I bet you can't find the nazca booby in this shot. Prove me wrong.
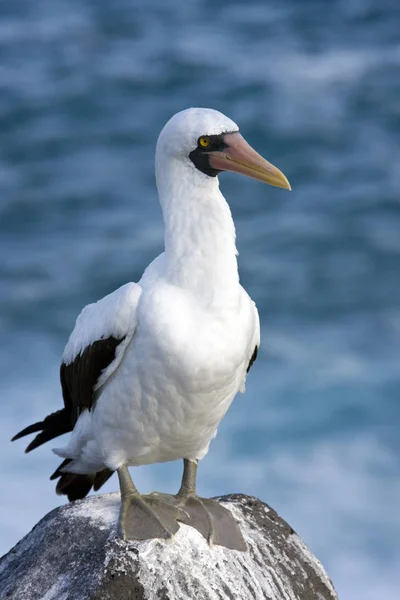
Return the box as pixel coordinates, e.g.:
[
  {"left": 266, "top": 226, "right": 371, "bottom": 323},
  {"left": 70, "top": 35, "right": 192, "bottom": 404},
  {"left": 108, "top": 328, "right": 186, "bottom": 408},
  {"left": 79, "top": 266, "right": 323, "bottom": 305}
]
[{"left": 13, "top": 108, "right": 290, "bottom": 551}]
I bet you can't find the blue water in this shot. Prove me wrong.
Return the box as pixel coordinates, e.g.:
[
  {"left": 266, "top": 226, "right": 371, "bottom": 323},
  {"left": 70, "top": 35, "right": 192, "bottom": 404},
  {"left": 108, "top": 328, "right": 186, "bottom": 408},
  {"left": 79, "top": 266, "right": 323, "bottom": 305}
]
[{"left": 1, "top": 1, "right": 399, "bottom": 597}]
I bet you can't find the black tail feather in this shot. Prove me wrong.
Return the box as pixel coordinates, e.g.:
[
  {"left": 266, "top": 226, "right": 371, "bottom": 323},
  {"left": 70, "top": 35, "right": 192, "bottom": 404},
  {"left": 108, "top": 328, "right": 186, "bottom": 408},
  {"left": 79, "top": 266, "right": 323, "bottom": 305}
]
[
  {"left": 93, "top": 468, "right": 114, "bottom": 491},
  {"left": 13, "top": 409, "right": 114, "bottom": 502},
  {"left": 54, "top": 465, "right": 114, "bottom": 501},
  {"left": 50, "top": 458, "right": 72, "bottom": 481},
  {"left": 11, "top": 409, "right": 72, "bottom": 453},
  {"left": 56, "top": 472, "right": 94, "bottom": 501}
]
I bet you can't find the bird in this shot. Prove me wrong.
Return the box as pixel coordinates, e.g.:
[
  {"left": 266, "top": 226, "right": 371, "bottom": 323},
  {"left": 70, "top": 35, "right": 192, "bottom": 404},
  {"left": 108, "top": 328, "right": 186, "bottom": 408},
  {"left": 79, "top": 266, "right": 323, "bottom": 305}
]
[{"left": 12, "top": 107, "right": 290, "bottom": 551}]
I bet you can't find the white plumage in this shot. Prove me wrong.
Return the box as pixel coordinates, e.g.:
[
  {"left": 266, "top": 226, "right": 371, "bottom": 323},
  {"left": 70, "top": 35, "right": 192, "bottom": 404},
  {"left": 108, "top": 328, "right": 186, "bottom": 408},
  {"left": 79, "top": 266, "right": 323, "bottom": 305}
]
[{"left": 56, "top": 108, "right": 260, "bottom": 474}]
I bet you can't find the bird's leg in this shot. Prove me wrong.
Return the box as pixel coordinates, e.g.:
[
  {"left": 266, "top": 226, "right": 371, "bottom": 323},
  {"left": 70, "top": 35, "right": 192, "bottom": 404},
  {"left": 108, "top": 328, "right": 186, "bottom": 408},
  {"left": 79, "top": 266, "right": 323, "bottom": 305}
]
[
  {"left": 117, "top": 465, "right": 189, "bottom": 541},
  {"left": 174, "top": 459, "right": 247, "bottom": 551},
  {"left": 177, "top": 457, "right": 198, "bottom": 498}
]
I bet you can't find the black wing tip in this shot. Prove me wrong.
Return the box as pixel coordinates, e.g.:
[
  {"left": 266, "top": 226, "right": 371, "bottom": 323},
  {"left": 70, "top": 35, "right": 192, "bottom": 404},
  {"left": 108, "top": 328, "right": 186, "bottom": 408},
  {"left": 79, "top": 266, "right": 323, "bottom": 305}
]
[
  {"left": 11, "top": 422, "right": 43, "bottom": 442},
  {"left": 24, "top": 439, "right": 42, "bottom": 453},
  {"left": 12, "top": 410, "right": 72, "bottom": 452},
  {"left": 246, "top": 345, "right": 259, "bottom": 373},
  {"left": 11, "top": 433, "right": 41, "bottom": 453}
]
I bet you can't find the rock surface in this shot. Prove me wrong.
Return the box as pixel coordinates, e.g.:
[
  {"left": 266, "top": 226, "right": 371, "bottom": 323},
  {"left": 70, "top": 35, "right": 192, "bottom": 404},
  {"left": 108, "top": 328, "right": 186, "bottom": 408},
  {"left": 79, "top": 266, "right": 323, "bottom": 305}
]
[{"left": 0, "top": 493, "right": 337, "bottom": 600}]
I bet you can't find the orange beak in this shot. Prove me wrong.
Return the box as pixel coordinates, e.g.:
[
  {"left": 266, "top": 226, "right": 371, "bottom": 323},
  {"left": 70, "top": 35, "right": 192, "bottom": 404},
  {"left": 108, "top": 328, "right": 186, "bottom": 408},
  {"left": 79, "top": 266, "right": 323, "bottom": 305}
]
[{"left": 208, "top": 132, "right": 291, "bottom": 190}]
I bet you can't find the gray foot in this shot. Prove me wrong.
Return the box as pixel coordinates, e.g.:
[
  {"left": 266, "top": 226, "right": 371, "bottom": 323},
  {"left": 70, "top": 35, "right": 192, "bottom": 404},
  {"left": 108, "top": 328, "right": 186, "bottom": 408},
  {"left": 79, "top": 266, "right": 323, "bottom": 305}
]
[
  {"left": 189, "top": 496, "right": 247, "bottom": 551},
  {"left": 153, "top": 493, "right": 247, "bottom": 551},
  {"left": 119, "top": 493, "right": 189, "bottom": 541}
]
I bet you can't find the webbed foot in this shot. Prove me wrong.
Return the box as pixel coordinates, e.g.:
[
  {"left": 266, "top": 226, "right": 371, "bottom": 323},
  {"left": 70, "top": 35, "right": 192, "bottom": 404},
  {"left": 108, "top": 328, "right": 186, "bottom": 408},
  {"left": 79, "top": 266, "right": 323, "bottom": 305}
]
[
  {"left": 178, "top": 494, "right": 247, "bottom": 551},
  {"left": 117, "top": 464, "right": 189, "bottom": 541},
  {"left": 167, "top": 459, "right": 247, "bottom": 551},
  {"left": 119, "top": 492, "right": 189, "bottom": 540},
  {"left": 151, "top": 491, "right": 247, "bottom": 551}
]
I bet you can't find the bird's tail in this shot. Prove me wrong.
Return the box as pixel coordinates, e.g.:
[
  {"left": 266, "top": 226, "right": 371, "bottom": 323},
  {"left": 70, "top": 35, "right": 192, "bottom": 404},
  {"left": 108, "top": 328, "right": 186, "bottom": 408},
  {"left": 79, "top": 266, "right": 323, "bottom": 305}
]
[
  {"left": 12, "top": 410, "right": 114, "bottom": 500},
  {"left": 50, "top": 459, "right": 114, "bottom": 501}
]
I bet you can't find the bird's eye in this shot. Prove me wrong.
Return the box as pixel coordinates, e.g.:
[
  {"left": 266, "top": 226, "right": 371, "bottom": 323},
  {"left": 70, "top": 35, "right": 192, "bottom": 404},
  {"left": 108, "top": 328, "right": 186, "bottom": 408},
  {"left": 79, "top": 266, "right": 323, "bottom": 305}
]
[{"left": 198, "top": 137, "right": 211, "bottom": 148}]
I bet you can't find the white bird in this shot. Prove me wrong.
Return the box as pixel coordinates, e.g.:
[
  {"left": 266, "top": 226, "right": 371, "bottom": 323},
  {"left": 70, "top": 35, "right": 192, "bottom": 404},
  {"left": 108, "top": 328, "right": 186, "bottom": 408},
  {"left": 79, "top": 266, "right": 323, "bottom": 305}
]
[{"left": 13, "top": 108, "right": 290, "bottom": 550}]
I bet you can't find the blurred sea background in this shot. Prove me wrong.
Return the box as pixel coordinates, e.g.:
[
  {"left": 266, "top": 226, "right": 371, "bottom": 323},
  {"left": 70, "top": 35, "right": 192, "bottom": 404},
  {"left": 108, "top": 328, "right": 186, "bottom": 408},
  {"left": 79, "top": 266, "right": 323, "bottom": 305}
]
[{"left": 1, "top": 0, "right": 399, "bottom": 597}]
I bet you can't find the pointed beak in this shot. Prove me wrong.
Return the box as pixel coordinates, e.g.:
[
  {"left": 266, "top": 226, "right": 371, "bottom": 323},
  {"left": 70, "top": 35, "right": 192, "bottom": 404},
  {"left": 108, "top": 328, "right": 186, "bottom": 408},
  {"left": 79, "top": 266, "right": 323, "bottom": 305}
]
[{"left": 208, "top": 132, "right": 291, "bottom": 190}]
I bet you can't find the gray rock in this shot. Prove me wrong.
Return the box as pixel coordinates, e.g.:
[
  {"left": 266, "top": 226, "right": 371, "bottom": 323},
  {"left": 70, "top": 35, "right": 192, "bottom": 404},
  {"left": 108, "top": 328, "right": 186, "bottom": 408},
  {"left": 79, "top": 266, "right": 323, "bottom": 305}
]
[{"left": 0, "top": 493, "right": 337, "bottom": 600}]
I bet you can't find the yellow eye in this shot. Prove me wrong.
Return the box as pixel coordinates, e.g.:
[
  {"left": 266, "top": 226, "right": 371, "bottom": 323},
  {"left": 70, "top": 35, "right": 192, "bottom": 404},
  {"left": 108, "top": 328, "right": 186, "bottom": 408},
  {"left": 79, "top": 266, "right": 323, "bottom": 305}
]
[{"left": 199, "top": 137, "right": 210, "bottom": 148}]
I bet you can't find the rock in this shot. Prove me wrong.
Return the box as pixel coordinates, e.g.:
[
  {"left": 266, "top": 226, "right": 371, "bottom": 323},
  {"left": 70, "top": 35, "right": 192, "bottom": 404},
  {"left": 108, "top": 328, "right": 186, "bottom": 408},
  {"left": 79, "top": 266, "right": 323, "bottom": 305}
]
[{"left": 0, "top": 493, "right": 337, "bottom": 600}]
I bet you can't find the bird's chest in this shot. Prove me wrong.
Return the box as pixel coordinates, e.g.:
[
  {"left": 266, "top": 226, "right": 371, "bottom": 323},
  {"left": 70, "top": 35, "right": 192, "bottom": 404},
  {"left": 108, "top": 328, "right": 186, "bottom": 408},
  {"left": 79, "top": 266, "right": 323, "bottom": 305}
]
[{"left": 136, "top": 287, "right": 250, "bottom": 396}]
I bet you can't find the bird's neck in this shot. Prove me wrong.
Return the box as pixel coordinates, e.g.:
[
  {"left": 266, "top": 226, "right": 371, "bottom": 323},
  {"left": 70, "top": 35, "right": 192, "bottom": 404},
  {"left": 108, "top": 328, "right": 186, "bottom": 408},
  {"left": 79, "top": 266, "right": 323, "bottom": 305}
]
[{"left": 156, "top": 159, "right": 240, "bottom": 307}]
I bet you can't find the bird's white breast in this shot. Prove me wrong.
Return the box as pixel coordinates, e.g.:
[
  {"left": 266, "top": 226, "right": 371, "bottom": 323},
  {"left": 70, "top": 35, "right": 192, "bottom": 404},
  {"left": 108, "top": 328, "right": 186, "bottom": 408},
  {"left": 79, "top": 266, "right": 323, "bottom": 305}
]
[{"left": 94, "top": 277, "right": 257, "bottom": 469}]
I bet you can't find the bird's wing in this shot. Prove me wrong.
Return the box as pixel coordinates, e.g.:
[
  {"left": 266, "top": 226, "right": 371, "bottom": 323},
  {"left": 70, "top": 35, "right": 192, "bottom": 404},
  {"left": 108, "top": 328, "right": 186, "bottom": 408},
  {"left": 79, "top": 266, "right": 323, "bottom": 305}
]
[
  {"left": 61, "top": 282, "right": 142, "bottom": 424},
  {"left": 12, "top": 282, "right": 141, "bottom": 453},
  {"left": 246, "top": 299, "right": 260, "bottom": 373}
]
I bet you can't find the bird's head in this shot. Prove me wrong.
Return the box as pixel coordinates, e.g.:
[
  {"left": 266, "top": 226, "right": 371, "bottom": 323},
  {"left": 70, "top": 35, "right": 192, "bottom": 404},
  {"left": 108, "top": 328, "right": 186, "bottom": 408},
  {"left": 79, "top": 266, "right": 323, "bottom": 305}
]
[{"left": 156, "top": 107, "right": 291, "bottom": 190}]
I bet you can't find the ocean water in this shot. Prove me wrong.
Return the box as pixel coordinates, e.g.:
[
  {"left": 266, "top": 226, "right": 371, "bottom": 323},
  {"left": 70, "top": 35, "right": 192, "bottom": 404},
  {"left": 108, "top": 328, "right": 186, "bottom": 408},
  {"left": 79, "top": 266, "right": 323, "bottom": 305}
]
[{"left": 1, "top": 0, "right": 399, "bottom": 597}]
